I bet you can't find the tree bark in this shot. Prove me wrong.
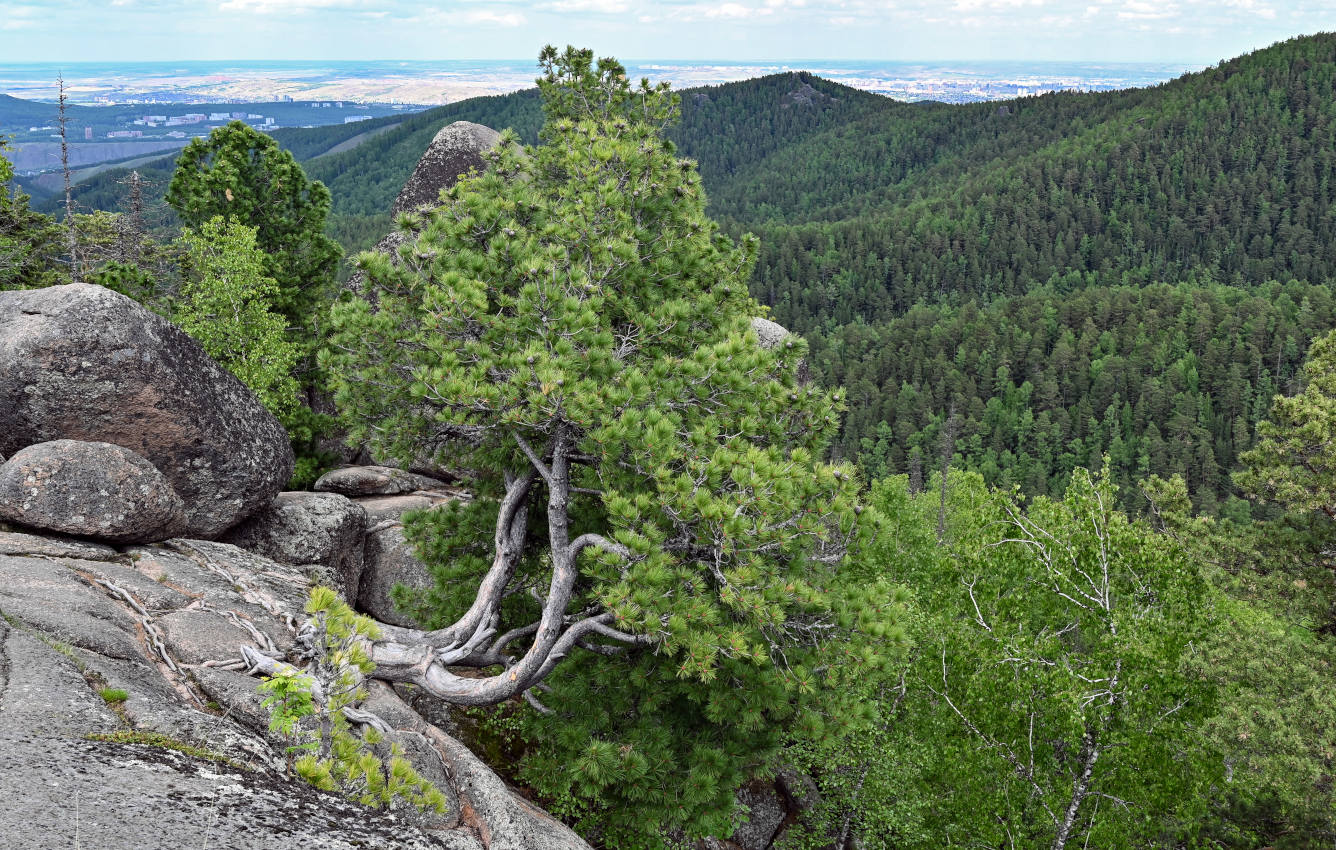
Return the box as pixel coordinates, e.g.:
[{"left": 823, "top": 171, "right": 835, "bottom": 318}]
[
  {"left": 364, "top": 429, "right": 644, "bottom": 705},
  {"left": 1051, "top": 727, "right": 1100, "bottom": 850}
]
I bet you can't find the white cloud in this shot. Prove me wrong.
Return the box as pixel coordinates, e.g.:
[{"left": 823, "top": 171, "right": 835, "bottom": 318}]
[
  {"left": 544, "top": 0, "right": 630, "bottom": 10},
  {"left": 216, "top": 0, "right": 360, "bottom": 13},
  {"left": 1116, "top": 0, "right": 1177, "bottom": 18},
  {"left": 953, "top": 0, "right": 1045, "bottom": 9},
  {"left": 704, "top": 2, "right": 756, "bottom": 17},
  {"left": 462, "top": 8, "right": 526, "bottom": 25},
  {"left": 1218, "top": 0, "right": 1275, "bottom": 18}
]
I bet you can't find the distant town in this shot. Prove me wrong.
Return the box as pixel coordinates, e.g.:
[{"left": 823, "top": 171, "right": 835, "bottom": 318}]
[
  {"left": 5, "top": 99, "right": 420, "bottom": 145},
  {"left": 0, "top": 58, "right": 1195, "bottom": 108}
]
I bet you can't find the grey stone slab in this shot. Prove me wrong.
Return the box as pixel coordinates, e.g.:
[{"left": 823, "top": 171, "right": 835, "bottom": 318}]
[{"left": 0, "top": 530, "right": 119, "bottom": 561}]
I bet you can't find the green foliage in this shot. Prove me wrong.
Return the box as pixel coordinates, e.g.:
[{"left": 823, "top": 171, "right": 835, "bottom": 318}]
[
  {"left": 68, "top": 208, "right": 178, "bottom": 307},
  {"left": 98, "top": 687, "right": 129, "bottom": 704},
  {"left": 1236, "top": 326, "right": 1336, "bottom": 520},
  {"left": 327, "top": 47, "right": 904, "bottom": 845},
  {"left": 175, "top": 216, "right": 301, "bottom": 417},
  {"left": 260, "top": 587, "right": 446, "bottom": 815},
  {"left": 0, "top": 138, "right": 67, "bottom": 289},
  {"left": 258, "top": 669, "right": 318, "bottom": 742},
  {"left": 90, "top": 260, "right": 161, "bottom": 304},
  {"left": 798, "top": 467, "right": 1216, "bottom": 849},
  {"left": 166, "top": 121, "right": 341, "bottom": 333},
  {"left": 1143, "top": 474, "right": 1336, "bottom": 846},
  {"left": 828, "top": 278, "right": 1336, "bottom": 512}
]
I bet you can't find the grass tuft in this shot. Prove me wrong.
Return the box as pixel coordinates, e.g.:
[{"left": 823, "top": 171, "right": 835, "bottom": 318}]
[{"left": 86, "top": 730, "right": 246, "bottom": 770}]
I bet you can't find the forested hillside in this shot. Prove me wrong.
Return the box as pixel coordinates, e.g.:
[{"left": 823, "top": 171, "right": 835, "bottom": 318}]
[
  {"left": 747, "top": 35, "right": 1336, "bottom": 317},
  {"left": 50, "top": 34, "right": 1336, "bottom": 510},
  {"left": 730, "top": 34, "right": 1336, "bottom": 510}
]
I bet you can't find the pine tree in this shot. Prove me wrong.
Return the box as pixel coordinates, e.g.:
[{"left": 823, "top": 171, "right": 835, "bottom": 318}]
[
  {"left": 325, "top": 46, "right": 904, "bottom": 843},
  {"left": 166, "top": 120, "right": 340, "bottom": 334},
  {"left": 1236, "top": 327, "right": 1336, "bottom": 520}
]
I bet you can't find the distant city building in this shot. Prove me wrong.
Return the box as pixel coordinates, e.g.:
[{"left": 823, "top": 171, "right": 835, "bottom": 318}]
[
  {"left": 343, "top": 115, "right": 373, "bottom": 124},
  {"left": 107, "top": 130, "right": 143, "bottom": 138},
  {"left": 143, "top": 115, "right": 167, "bottom": 123},
  {"left": 209, "top": 112, "right": 232, "bottom": 121},
  {"left": 84, "top": 127, "right": 93, "bottom": 140},
  {"left": 29, "top": 126, "right": 54, "bottom": 132}
]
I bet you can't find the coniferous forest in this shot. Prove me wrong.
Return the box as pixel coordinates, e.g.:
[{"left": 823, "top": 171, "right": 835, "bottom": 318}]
[{"left": 7, "top": 34, "right": 1336, "bottom": 848}]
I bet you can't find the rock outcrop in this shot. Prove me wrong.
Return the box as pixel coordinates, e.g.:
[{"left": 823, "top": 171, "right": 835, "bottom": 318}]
[
  {"left": 750, "top": 316, "right": 792, "bottom": 349},
  {"left": 359, "top": 525, "right": 436, "bottom": 627},
  {"left": 393, "top": 121, "right": 503, "bottom": 215},
  {"left": 219, "top": 491, "right": 368, "bottom": 603},
  {"left": 218, "top": 469, "right": 464, "bottom": 628},
  {"left": 0, "top": 283, "right": 294, "bottom": 538},
  {"left": 0, "top": 526, "right": 590, "bottom": 850},
  {"left": 315, "top": 464, "right": 447, "bottom": 497},
  {"left": 346, "top": 120, "right": 503, "bottom": 304},
  {"left": 751, "top": 316, "right": 811, "bottom": 385},
  {"left": 0, "top": 440, "right": 185, "bottom": 544}
]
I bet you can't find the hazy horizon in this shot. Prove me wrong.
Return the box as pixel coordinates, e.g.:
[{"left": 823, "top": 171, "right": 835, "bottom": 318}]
[{"left": 2, "top": 1, "right": 1329, "bottom": 66}]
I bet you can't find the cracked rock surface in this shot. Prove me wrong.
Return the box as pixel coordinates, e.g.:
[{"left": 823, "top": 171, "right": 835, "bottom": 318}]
[{"left": 0, "top": 527, "right": 588, "bottom": 850}]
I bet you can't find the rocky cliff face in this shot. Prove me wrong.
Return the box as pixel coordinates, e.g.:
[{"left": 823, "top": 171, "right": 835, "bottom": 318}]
[
  {"left": 393, "top": 121, "right": 503, "bottom": 215},
  {"left": 0, "top": 527, "right": 587, "bottom": 850},
  {"left": 0, "top": 279, "right": 589, "bottom": 850}
]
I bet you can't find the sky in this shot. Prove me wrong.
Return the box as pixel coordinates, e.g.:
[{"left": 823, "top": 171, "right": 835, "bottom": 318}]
[{"left": 0, "top": 0, "right": 1330, "bottom": 64}]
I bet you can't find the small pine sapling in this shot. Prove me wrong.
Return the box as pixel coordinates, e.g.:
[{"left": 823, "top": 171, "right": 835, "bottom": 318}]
[{"left": 258, "top": 586, "right": 446, "bottom": 814}]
